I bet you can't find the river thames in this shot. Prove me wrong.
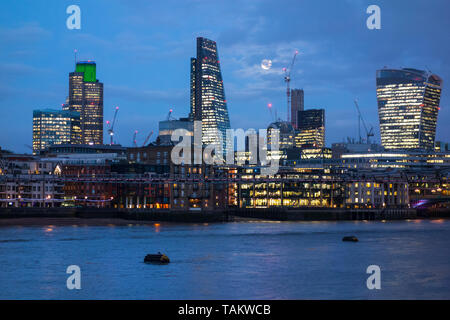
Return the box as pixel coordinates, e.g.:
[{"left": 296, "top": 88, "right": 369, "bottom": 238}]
[{"left": 0, "top": 219, "right": 449, "bottom": 299}]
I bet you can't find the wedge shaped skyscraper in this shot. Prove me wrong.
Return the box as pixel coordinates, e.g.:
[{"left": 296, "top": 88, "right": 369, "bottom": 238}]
[{"left": 190, "top": 37, "right": 231, "bottom": 153}]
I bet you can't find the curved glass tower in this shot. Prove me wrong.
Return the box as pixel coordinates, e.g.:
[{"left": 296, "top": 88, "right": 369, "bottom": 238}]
[{"left": 376, "top": 68, "right": 442, "bottom": 151}]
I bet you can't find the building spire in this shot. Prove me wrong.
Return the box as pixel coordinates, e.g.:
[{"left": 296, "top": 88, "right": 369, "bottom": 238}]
[{"left": 74, "top": 49, "right": 78, "bottom": 69}]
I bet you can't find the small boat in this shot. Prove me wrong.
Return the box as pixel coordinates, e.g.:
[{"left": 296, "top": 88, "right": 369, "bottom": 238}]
[
  {"left": 144, "top": 252, "right": 170, "bottom": 264},
  {"left": 342, "top": 236, "right": 359, "bottom": 242}
]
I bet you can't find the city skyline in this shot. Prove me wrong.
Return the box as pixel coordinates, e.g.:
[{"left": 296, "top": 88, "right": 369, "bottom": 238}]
[{"left": 0, "top": 0, "right": 449, "bottom": 153}]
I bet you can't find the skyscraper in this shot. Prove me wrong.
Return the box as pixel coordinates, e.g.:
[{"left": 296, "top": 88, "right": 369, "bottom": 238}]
[
  {"left": 376, "top": 68, "right": 442, "bottom": 150},
  {"left": 291, "top": 89, "right": 304, "bottom": 129},
  {"left": 190, "top": 37, "right": 231, "bottom": 153},
  {"left": 66, "top": 61, "right": 104, "bottom": 145},
  {"left": 32, "top": 109, "right": 82, "bottom": 154},
  {"left": 295, "top": 109, "right": 325, "bottom": 148}
]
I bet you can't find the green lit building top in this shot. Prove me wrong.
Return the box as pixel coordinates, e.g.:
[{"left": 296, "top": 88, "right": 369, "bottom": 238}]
[{"left": 75, "top": 61, "right": 97, "bottom": 83}]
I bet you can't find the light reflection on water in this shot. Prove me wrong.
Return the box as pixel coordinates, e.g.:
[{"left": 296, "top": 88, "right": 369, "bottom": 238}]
[{"left": 0, "top": 219, "right": 449, "bottom": 299}]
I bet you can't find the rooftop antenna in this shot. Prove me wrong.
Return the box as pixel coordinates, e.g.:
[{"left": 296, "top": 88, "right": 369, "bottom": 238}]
[
  {"left": 167, "top": 108, "right": 174, "bottom": 121},
  {"left": 267, "top": 103, "right": 274, "bottom": 122},
  {"left": 74, "top": 49, "right": 78, "bottom": 68}
]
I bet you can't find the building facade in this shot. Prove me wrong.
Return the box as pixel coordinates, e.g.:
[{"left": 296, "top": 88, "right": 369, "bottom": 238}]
[
  {"left": 32, "top": 109, "right": 81, "bottom": 154},
  {"left": 268, "top": 121, "right": 295, "bottom": 150},
  {"left": 66, "top": 61, "right": 104, "bottom": 145},
  {"left": 376, "top": 68, "right": 442, "bottom": 151},
  {"left": 190, "top": 37, "right": 231, "bottom": 153},
  {"left": 296, "top": 109, "right": 325, "bottom": 148},
  {"left": 291, "top": 89, "right": 304, "bottom": 129}
]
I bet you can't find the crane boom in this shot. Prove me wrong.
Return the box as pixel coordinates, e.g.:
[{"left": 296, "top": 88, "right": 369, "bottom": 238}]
[
  {"left": 284, "top": 50, "right": 299, "bottom": 123},
  {"left": 142, "top": 130, "right": 154, "bottom": 147},
  {"left": 354, "top": 99, "right": 374, "bottom": 144},
  {"left": 107, "top": 106, "right": 119, "bottom": 145},
  {"left": 132, "top": 130, "right": 138, "bottom": 147},
  {"left": 111, "top": 106, "right": 119, "bottom": 129}
]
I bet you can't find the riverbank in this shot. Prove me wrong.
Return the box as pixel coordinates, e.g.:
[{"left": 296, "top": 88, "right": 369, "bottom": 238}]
[{"left": 0, "top": 207, "right": 448, "bottom": 225}]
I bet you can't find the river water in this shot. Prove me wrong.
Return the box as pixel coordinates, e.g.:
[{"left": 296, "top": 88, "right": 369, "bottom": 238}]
[{"left": 0, "top": 219, "right": 449, "bottom": 299}]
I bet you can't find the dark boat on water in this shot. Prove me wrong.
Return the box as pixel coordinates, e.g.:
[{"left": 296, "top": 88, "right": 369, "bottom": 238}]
[
  {"left": 342, "top": 236, "right": 359, "bottom": 242},
  {"left": 144, "top": 252, "right": 170, "bottom": 264}
]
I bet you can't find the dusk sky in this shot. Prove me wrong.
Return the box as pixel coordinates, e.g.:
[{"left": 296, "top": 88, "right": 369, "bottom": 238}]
[{"left": 1, "top": 0, "right": 449, "bottom": 153}]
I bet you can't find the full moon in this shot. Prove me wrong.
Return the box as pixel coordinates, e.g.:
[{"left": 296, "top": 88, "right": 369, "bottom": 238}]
[{"left": 261, "top": 59, "right": 272, "bottom": 70}]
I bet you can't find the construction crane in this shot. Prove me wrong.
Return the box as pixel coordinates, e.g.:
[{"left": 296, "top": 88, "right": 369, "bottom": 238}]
[
  {"left": 354, "top": 99, "right": 374, "bottom": 144},
  {"left": 142, "top": 130, "right": 154, "bottom": 147},
  {"left": 132, "top": 130, "right": 138, "bottom": 147},
  {"left": 106, "top": 106, "right": 119, "bottom": 145},
  {"left": 283, "top": 50, "right": 299, "bottom": 122}
]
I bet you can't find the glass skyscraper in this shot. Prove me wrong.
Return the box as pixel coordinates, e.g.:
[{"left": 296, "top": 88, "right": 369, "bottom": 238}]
[
  {"left": 376, "top": 68, "right": 442, "bottom": 151},
  {"left": 295, "top": 109, "right": 325, "bottom": 148},
  {"left": 32, "top": 109, "right": 82, "bottom": 154},
  {"left": 190, "top": 37, "right": 231, "bottom": 153},
  {"left": 65, "top": 61, "right": 104, "bottom": 145}
]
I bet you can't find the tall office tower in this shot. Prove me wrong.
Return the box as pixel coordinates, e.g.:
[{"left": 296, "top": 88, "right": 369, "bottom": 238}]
[
  {"left": 291, "top": 89, "right": 304, "bottom": 129},
  {"left": 32, "top": 109, "right": 82, "bottom": 154},
  {"left": 68, "top": 61, "right": 104, "bottom": 145},
  {"left": 376, "top": 68, "right": 442, "bottom": 150},
  {"left": 190, "top": 37, "right": 231, "bottom": 153},
  {"left": 295, "top": 109, "right": 325, "bottom": 148}
]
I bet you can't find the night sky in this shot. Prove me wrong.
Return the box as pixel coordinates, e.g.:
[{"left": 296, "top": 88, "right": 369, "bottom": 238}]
[{"left": 1, "top": 0, "right": 449, "bottom": 153}]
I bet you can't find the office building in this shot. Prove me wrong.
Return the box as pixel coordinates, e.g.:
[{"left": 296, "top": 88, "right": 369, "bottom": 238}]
[
  {"left": 376, "top": 68, "right": 442, "bottom": 151},
  {"left": 295, "top": 109, "right": 325, "bottom": 148},
  {"left": 158, "top": 117, "right": 194, "bottom": 145},
  {"left": 268, "top": 121, "right": 295, "bottom": 150},
  {"left": 190, "top": 37, "right": 231, "bottom": 153},
  {"left": 291, "top": 89, "right": 304, "bottom": 129},
  {"left": 66, "top": 61, "right": 104, "bottom": 145},
  {"left": 32, "top": 109, "right": 81, "bottom": 154}
]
